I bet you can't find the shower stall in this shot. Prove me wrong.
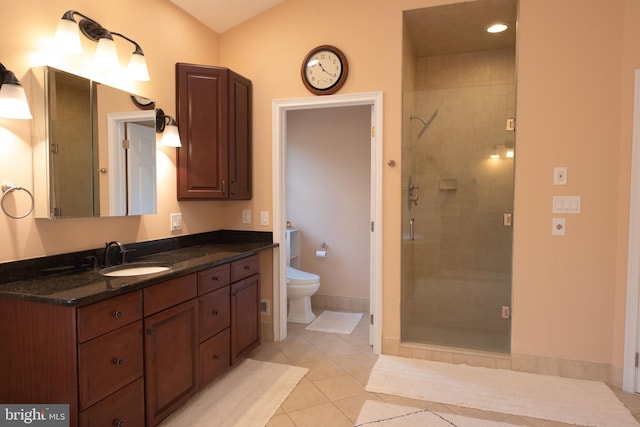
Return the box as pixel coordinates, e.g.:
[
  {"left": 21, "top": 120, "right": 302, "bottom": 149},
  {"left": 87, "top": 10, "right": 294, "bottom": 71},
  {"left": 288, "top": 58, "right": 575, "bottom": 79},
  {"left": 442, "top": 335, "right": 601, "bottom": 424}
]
[{"left": 401, "top": 1, "right": 517, "bottom": 353}]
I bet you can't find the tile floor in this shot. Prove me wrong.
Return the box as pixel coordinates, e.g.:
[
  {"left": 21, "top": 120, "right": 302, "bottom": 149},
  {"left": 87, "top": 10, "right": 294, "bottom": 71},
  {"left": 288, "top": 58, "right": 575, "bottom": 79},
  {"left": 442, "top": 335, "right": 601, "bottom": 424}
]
[{"left": 249, "top": 310, "right": 640, "bottom": 427}]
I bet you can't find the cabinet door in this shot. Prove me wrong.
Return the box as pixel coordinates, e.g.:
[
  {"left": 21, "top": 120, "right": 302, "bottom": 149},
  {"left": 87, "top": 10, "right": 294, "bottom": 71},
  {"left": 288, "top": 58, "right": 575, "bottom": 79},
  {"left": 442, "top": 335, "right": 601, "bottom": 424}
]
[
  {"left": 228, "top": 71, "right": 252, "bottom": 200},
  {"left": 176, "top": 63, "right": 229, "bottom": 200},
  {"left": 231, "top": 274, "right": 260, "bottom": 364},
  {"left": 144, "top": 299, "right": 198, "bottom": 426}
]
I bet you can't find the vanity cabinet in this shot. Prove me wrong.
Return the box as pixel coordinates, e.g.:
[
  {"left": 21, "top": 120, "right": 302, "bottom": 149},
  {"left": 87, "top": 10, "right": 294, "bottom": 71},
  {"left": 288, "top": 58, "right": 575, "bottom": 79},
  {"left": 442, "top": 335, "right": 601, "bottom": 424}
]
[
  {"left": 176, "top": 63, "right": 252, "bottom": 201},
  {"left": 0, "top": 253, "right": 262, "bottom": 427},
  {"left": 143, "top": 274, "right": 198, "bottom": 427},
  {"left": 230, "top": 255, "right": 261, "bottom": 364}
]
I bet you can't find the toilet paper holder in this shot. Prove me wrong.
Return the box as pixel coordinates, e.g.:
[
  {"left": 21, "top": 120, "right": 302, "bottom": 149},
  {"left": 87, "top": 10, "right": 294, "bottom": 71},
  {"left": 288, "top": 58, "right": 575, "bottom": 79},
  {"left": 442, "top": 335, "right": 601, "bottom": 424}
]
[{"left": 316, "top": 242, "right": 329, "bottom": 257}]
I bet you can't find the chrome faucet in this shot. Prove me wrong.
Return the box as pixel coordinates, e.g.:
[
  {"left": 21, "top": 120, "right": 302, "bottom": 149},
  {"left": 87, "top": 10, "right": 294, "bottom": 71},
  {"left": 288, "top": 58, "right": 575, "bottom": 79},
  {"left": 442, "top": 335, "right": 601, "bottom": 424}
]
[{"left": 104, "top": 241, "right": 127, "bottom": 267}]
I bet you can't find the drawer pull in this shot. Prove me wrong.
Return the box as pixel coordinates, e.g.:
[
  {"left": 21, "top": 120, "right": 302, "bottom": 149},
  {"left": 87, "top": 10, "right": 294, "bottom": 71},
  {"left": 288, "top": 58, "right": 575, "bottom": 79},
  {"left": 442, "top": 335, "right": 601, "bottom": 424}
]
[
  {"left": 113, "top": 310, "right": 122, "bottom": 319},
  {"left": 213, "top": 354, "right": 221, "bottom": 360},
  {"left": 212, "top": 309, "right": 219, "bottom": 316},
  {"left": 212, "top": 276, "right": 219, "bottom": 282},
  {"left": 113, "top": 357, "right": 125, "bottom": 366},
  {"left": 114, "top": 419, "right": 124, "bottom": 427},
  {"left": 147, "top": 328, "right": 156, "bottom": 336},
  {"left": 244, "top": 265, "right": 251, "bottom": 271}
]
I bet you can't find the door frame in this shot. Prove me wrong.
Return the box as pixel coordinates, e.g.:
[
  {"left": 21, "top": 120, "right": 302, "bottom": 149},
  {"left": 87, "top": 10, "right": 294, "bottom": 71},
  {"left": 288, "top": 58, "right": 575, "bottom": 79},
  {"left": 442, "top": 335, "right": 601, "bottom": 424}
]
[
  {"left": 272, "top": 91, "right": 383, "bottom": 354},
  {"left": 623, "top": 69, "right": 640, "bottom": 393}
]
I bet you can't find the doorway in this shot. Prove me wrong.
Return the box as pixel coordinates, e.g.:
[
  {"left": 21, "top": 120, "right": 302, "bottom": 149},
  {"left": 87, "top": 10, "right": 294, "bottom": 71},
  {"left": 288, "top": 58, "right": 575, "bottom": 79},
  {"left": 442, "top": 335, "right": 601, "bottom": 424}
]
[
  {"left": 401, "top": 0, "right": 517, "bottom": 353},
  {"left": 272, "top": 92, "right": 383, "bottom": 353}
]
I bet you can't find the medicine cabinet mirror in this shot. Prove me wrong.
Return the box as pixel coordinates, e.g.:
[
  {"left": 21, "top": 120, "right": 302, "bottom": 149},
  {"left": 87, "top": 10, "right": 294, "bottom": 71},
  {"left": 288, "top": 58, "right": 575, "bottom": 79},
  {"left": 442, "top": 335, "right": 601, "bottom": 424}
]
[{"left": 29, "top": 66, "right": 157, "bottom": 219}]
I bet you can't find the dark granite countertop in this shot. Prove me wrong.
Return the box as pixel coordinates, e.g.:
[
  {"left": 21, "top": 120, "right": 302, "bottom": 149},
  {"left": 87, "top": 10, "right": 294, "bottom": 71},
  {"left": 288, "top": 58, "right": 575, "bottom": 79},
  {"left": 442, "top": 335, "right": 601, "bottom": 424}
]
[{"left": 0, "top": 231, "right": 276, "bottom": 307}]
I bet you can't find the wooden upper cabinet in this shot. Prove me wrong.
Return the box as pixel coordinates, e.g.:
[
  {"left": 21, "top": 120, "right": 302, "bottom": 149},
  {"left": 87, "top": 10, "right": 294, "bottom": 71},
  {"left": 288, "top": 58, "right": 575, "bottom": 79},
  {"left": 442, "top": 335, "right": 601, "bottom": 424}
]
[{"left": 176, "top": 63, "right": 252, "bottom": 200}]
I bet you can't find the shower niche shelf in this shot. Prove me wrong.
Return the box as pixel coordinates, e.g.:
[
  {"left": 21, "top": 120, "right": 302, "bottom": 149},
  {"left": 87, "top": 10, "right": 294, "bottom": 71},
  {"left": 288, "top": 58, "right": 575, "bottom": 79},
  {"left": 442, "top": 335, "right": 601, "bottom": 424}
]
[{"left": 439, "top": 179, "right": 457, "bottom": 191}]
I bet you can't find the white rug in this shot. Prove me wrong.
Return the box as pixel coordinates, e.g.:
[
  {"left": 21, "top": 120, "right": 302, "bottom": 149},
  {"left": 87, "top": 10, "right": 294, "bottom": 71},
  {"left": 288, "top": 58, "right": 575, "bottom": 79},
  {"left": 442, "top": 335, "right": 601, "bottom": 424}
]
[
  {"left": 160, "top": 358, "right": 308, "bottom": 427},
  {"left": 366, "top": 355, "right": 639, "bottom": 427},
  {"left": 356, "top": 400, "right": 521, "bottom": 427},
  {"left": 305, "top": 310, "right": 363, "bottom": 334}
]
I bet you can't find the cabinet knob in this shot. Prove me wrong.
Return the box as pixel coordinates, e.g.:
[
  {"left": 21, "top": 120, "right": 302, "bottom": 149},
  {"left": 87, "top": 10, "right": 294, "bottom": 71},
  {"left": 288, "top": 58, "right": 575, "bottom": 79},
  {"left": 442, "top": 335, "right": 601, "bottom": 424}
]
[
  {"left": 244, "top": 265, "right": 250, "bottom": 271},
  {"left": 211, "top": 276, "right": 219, "bottom": 282},
  {"left": 147, "top": 328, "right": 156, "bottom": 335},
  {"left": 113, "top": 310, "right": 122, "bottom": 319},
  {"left": 213, "top": 354, "right": 221, "bottom": 360},
  {"left": 212, "top": 309, "right": 219, "bottom": 316},
  {"left": 114, "top": 419, "right": 124, "bottom": 427},
  {"left": 113, "top": 357, "right": 124, "bottom": 366}
]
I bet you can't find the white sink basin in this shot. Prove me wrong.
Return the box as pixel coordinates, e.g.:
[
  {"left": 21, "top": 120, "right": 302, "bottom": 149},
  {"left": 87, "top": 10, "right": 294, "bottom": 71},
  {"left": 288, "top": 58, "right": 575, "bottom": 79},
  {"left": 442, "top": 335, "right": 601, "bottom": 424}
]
[{"left": 100, "top": 262, "right": 172, "bottom": 277}]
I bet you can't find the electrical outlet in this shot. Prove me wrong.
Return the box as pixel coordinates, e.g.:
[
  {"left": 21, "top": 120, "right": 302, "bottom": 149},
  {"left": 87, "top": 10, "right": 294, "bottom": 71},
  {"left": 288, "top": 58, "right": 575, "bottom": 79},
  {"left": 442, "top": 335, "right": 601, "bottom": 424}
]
[
  {"left": 552, "top": 218, "right": 566, "bottom": 236},
  {"left": 554, "top": 167, "right": 567, "bottom": 185},
  {"left": 242, "top": 209, "right": 251, "bottom": 224},
  {"left": 260, "top": 211, "right": 269, "bottom": 226},
  {"left": 170, "top": 213, "right": 182, "bottom": 231}
]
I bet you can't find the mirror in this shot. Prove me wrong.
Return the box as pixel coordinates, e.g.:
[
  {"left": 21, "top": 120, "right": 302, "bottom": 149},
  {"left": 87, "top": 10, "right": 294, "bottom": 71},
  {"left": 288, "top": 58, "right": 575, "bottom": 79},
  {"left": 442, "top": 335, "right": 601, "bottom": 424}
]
[{"left": 29, "top": 66, "right": 157, "bottom": 219}]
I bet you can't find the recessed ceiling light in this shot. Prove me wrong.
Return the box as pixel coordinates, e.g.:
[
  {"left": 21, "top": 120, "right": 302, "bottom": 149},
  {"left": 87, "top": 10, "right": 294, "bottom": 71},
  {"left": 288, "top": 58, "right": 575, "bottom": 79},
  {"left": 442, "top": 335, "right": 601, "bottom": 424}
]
[{"left": 486, "top": 23, "right": 508, "bottom": 33}]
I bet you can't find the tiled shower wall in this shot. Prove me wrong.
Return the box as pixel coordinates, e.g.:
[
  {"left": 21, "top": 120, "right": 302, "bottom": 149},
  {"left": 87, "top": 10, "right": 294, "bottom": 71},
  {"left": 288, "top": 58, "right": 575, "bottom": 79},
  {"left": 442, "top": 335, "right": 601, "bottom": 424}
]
[{"left": 402, "top": 48, "right": 516, "bottom": 351}]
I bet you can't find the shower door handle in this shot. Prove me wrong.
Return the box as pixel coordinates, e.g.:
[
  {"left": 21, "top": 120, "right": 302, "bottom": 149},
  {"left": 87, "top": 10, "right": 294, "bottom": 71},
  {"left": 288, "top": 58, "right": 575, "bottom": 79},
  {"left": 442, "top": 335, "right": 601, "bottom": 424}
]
[{"left": 409, "top": 218, "right": 415, "bottom": 240}]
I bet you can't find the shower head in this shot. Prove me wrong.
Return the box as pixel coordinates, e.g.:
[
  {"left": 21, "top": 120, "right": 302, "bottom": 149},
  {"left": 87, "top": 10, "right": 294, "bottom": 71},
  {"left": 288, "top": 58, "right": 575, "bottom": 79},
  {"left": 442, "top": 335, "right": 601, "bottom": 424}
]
[{"left": 410, "top": 109, "right": 439, "bottom": 139}]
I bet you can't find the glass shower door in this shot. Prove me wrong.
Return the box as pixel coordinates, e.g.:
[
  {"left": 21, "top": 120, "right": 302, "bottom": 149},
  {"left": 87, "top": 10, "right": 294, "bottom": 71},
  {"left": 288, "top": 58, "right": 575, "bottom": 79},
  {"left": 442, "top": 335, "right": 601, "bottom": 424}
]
[{"left": 400, "top": 47, "right": 515, "bottom": 354}]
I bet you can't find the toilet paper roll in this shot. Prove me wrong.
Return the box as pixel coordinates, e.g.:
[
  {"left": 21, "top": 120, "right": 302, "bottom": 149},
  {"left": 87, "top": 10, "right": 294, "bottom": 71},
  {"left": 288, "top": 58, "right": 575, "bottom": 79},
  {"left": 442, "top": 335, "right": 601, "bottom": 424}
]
[{"left": 315, "top": 250, "right": 328, "bottom": 257}]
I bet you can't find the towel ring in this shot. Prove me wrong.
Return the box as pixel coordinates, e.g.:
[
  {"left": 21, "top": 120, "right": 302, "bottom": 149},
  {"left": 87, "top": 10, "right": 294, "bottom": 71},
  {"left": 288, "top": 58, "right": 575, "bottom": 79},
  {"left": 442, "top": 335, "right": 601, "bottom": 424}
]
[{"left": 1, "top": 183, "right": 34, "bottom": 219}]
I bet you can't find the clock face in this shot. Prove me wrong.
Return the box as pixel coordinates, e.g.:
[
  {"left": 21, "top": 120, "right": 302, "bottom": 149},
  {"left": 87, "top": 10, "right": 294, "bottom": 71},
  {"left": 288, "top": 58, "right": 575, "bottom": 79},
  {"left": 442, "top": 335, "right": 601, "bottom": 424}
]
[{"left": 301, "top": 45, "right": 348, "bottom": 95}]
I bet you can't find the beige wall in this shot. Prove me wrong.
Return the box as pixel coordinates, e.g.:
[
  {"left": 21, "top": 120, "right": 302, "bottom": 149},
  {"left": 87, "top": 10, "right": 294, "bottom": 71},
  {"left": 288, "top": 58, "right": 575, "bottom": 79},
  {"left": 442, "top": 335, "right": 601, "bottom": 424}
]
[
  {"left": 220, "top": 0, "right": 640, "bottom": 374},
  {"left": 2, "top": 0, "right": 640, "bottom": 376},
  {"left": 286, "top": 106, "right": 371, "bottom": 300}
]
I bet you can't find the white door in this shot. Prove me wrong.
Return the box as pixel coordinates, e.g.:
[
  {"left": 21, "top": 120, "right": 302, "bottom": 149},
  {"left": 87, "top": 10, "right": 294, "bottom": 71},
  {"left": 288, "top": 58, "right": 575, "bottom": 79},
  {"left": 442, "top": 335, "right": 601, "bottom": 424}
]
[{"left": 126, "top": 123, "right": 156, "bottom": 215}]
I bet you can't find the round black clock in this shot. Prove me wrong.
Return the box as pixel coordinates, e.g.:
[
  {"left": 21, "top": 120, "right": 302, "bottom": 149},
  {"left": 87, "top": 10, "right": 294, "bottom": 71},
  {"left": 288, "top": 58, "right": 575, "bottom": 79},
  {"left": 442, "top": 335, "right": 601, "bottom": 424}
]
[{"left": 301, "top": 45, "right": 349, "bottom": 95}]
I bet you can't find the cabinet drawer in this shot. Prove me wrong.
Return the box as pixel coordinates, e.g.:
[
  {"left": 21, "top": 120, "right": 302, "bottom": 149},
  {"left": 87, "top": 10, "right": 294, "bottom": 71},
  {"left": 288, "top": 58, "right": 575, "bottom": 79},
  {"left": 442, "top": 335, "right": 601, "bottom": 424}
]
[
  {"left": 231, "top": 254, "right": 259, "bottom": 282},
  {"left": 198, "top": 263, "right": 231, "bottom": 295},
  {"left": 199, "top": 328, "right": 230, "bottom": 386},
  {"left": 79, "top": 377, "right": 144, "bottom": 427},
  {"left": 78, "top": 321, "right": 143, "bottom": 410},
  {"left": 77, "top": 291, "right": 142, "bottom": 343},
  {"left": 199, "top": 286, "right": 230, "bottom": 342},
  {"left": 144, "top": 273, "right": 197, "bottom": 316}
]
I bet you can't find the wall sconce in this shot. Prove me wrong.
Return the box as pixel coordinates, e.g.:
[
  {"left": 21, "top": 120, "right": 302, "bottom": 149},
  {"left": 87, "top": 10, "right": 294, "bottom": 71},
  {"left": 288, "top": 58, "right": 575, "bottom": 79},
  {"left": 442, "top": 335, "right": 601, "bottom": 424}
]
[
  {"left": 490, "top": 141, "right": 515, "bottom": 159},
  {"left": 0, "top": 64, "right": 32, "bottom": 119},
  {"left": 52, "top": 10, "right": 150, "bottom": 81},
  {"left": 156, "top": 109, "right": 182, "bottom": 147}
]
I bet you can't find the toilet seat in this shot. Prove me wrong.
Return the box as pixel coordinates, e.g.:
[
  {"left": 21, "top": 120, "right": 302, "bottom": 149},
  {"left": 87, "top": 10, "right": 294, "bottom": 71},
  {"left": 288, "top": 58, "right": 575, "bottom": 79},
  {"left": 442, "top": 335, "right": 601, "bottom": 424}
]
[{"left": 287, "top": 266, "right": 319, "bottom": 285}]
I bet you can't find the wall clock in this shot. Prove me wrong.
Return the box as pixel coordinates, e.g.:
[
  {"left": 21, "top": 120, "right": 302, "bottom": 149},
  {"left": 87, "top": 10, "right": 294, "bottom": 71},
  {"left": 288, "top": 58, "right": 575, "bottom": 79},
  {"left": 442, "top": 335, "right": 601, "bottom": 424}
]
[{"left": 301, "top": 45, "right": 349, "bottom": 95}]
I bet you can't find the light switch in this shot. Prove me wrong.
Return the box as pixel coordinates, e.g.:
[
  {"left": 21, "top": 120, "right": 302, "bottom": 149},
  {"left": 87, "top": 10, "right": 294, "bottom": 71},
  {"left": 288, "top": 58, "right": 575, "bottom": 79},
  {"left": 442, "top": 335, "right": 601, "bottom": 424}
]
[{"left": 552, "top": 196, "right": 581, "bottom": 214}]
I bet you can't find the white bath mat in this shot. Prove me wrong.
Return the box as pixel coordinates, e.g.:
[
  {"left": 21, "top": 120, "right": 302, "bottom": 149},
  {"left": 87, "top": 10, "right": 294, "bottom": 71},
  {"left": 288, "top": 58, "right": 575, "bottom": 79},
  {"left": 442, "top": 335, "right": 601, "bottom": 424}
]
[
  {"left": 159, "top": 358, "right": 307, "bottom": 427},
  {"left": 355, "top": 400, "right": 521, "bottom": 427},
  {"left": 366, "top": 355, "right": 639, "bottom": 427},
  {"left": 305, "top": 310, "right": 363, "bottom": 334}
]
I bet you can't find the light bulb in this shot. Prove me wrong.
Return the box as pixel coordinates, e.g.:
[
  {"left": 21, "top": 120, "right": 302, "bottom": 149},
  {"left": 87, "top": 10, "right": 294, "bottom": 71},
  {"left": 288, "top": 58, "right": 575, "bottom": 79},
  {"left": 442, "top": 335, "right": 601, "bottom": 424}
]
[
  {"left": 0, "top": 84, "right": 32, "bottom": 119},
  {"left": 53, "top": 18, "right": 83, "bottom": 54},
  {"left": 160, "top": 123, "right": 182, "bottom": 147}
]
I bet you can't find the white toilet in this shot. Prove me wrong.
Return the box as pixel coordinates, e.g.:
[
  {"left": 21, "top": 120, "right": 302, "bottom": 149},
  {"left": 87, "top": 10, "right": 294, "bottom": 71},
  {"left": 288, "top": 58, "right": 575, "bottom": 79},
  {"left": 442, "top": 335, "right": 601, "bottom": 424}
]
[
  {"left": 286, "top": 228, "right": 321, "bottom": 324},
  {"left": 286, "top": 266, "right": 320, "bottom": 324}
]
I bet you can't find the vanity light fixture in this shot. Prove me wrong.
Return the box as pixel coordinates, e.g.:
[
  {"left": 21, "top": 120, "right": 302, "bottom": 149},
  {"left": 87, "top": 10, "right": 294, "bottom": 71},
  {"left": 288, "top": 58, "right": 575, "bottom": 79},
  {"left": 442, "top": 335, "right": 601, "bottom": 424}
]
[
  {"left": 155, "top": 109, "right": 182, "bottom": 147},
  {"left": 52, "top": 10, "right": 150, "bottom": 81},
  {"left": 0, "top": 63, "right": 32, "bottom": 119}
]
